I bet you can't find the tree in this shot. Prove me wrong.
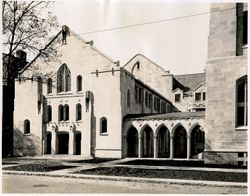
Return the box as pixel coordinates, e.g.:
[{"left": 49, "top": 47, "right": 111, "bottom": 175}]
[{"left": 2, "top": 1, "right": 60, "bottom": 156}]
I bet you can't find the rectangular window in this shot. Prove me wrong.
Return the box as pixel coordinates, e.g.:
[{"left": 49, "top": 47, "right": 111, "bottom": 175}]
[
  {"left": 175, "top": 94, "right": 181, "bottom": 102},
  {"left": 243, "top": 11, "right": 248, "bottom": 45},
  {"left": 149, "top": 94, "right": 152, "bottom": 108},
  {"left": 203, "top": 92, "right": 206, "bottom": 101},
  {"left": 195, "top": 93, "right": 202, "bottom": 101},
  {"left": 135, "top": 85, "right": 142, "bottom": 104}
]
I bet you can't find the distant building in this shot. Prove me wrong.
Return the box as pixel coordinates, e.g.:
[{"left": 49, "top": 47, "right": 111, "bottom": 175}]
[{"left": 11, "top": 3, "right": 247, "bottom": 165}]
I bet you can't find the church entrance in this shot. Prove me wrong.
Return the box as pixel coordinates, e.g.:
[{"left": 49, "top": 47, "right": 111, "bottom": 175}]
[
  {"left": 57, "top": 132, "right": 69, "bottom": 154},
  {"left": 75, "top": 132, "right": 81, "bottom": 155},
  {"left": 45, "top": 132, "right": 51, "bottom": 154}
]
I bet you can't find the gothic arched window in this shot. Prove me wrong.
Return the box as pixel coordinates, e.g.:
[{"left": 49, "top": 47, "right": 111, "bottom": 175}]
[
  {"left": 77, "top": 75, "right": 82, "bottom": 92},
  {"left": 48, "top": 105, "right": 52, "bottom": 122},
  {"left": 58, "top": 105, "right": 64, "bottom": 121},
  {"left": 100, "top": 117, "right": 107, "bottom": 134},
  {"left": 24, "top": 119, "right": 30, "bottom": 134},
  {"left": 64, "top": 104, "right": 69, "bottom": 121},
  {"left": 76, "top": 103, "right": 82, "bottom": 121},
  {"left": 236, "top": 75, "right": 247, "bottom": 127},
  {"left": 57, "top": 64, "right": 71, "bottom": 93},
  {"left": 47, "top": 78, "right": 52, "bottom": 94},
  {"left": 127, "top": 89, "right": 130, "bottom": 107}
]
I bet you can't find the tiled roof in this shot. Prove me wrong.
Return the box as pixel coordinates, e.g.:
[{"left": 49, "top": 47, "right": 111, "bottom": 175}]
[
  {"left": 173, "top": 73, "right": 206, "bottom": 95},
  {"left": 124, "top": 111, "right": 205, "bottom": 120}
]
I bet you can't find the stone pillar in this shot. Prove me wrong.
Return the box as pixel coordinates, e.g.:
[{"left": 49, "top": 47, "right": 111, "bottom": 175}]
[
  {"left": 187, "top": 134, "right": 191, "bottom": 160},
  {"left": 154, "top": 135, "right": 158, "bottom": 158},
  {"left": 170, "top": 134, "right": 174, "bottom": 159},
  {"left": 51, "top": 126, "right": 57, "bottom": 155},
  {"left": 138, "top": 134, "right": 142, "bottom": 158},
  {"left": 69, "top": 125, "right": 75, "bottom": 155}
]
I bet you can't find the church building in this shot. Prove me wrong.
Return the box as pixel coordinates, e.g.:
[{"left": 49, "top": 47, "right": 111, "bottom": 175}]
[{"left": 12, "top": 3, "right": 247, "bottom": 165}]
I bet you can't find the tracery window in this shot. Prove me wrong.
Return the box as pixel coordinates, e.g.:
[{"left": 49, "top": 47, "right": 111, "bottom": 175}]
[{"left": 57, "top": 64, "right": 71, "bottom": 93}]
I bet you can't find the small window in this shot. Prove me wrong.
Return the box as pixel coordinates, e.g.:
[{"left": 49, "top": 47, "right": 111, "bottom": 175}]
[
  {"left": 24, "top": 119, "right": 30, "bottom": 134},
  {"left": 37, "top": 76, "right": 42, "bottom": 94},
  {"left": 76, "top": 75, "right": 82, "bottom": 92},
  {"left": 236, "top": 76, "right": 247, "bottom": 127},
  {"left": 175, "top": 94, "right": 181, "bottom": 102},
  {"left": 136, "top": 61, "right": 140, "bottom": 69},
  {"left": 100, "top": 117, "right": 107, "bottom": 134},
  {"left": 64, "top": 104, "right": 69, "bottom": 121},
  {"left": 243, "top": 11, "right": 248, "bottom": 45},
  {"left": 58, "top": 105, "right": 64, "bottom": 121},
  {"left": 202, "top": 92, "right": 206, "bottom": 101},
  {"left": 127, "top": 89, "right": 130, "bottom": 107},
  {"left": 48, "top": 105, "right": 52, "bottom": 122},
  {"left": 195, "top": 93, "right": 202, "bottom": 101},
  {"left": 76, "top": 103, "right": 82, "bottom": 121},
  {"left": 47, "top": 78, "right": 52, "bottom": 94}
]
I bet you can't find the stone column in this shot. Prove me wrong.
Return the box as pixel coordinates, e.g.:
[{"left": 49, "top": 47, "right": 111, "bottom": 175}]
[
  {"left": 170, "top": 134, "right": 174, "bottom": 159},
  {"left": 138, "top": 134, "right": 142, "bottom": 158},
  {"left": 187, "top": 134, "right": 191, "bottom": 160},
  {"left": 69, "top": 126, "right": 75, "bottom": 155},
  {"left": 51, "top": 126, "right": 57, "bottom": 155},
  {"left": 154, "top": 135, "right": 158, "bottom": 158}
]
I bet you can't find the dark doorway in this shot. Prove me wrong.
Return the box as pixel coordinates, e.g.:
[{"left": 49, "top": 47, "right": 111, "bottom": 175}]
[
  {"left": 75, "top": 132, "right": 81, "bottom": 155},
  {"left": 191, "top": 125, "right": 205, "bottom": 158},
  {"left": 45, "top": 132, "right": 51, "bottom": 154},
  {"left": 57, "top": 133, "right": 69, "bottom": 154},
  {"left": 174, "top": 126, "right": 187, "bottom": 158},
  {"left": 157, "top": 126, "right": 170, "bottom": 158},
  {"left": 127, "top": 127, "right": 138, "bottom": 157},
  {"left": 142, "top": 126, "right": 154, "bottom": 158}
]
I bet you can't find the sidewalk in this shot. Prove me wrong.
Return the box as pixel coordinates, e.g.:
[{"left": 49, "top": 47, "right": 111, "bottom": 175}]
[{"left": 2, "top": 157, "right": 247, "bottom": 188}]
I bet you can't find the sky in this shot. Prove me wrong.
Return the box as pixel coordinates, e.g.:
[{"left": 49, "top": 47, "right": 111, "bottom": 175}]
[{"left": 54, "top": 0, "right": 210, "bottom": 75}]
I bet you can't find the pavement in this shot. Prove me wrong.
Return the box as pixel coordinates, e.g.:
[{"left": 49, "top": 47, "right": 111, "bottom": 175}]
[{"left": 2, "top": 157, "right": 248, "bottom": 188}]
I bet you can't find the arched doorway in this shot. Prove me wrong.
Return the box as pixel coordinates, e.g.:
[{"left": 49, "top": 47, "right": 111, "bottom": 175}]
[
  {"left": 191, "top": 125, "right": 205, "bottom": 158},
  {"left": 142, "top": 126, "right": 154, "bottom": 158},
  {"left": 57, "top": 132, "right": 69, "bottom": 154},
  {"left": 157, "top": 126, "right": 170, "bottom": 158},
  {"left": 75, "top": 132, "right": 81, "bottom": 155},
  {"left": 174, "top": 125, "right": 187, "bottom": 158},
  {"left": 127, "top": 127, "right": 138, "bottom": 157},
  {"left": 45, "top": 132, "right": 51, "bottom": 154}
]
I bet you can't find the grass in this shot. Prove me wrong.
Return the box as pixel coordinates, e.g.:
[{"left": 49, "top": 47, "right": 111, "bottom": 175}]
[
  {"left": 120, "top": 159, "right": 247, "bottom": 169},
  {"left": 3, "top": 164, "right": 75, "bottom": 172},
  {"left": 75, "top": 167, "right": 247, "bottom": 182},
  {"left": 66, "top": 158, "right": 118, "bottom": 164}
]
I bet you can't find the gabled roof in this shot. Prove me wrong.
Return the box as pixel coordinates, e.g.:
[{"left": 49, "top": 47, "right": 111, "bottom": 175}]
[{"left": 173, "top": 73, "right": 206, "bottom": 95}]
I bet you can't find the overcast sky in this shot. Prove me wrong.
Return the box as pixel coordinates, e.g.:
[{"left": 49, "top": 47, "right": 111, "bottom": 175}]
[{"left": 54, "top": 0, "right": 210, "bottom": 75}]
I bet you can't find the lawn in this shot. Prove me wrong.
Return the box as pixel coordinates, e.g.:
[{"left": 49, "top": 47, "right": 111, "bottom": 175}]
[
  {"left": 3, "top": 160, "right": 76, "bottom": 172},
  {"left": 75, "top": 167, "right": 247, "bottom": 182},
  {"left": 66, "top": 158, "right": 118, "bottom": 164},
  {"left": 119, "top": 159, "right": 247, "bottom": 169}
]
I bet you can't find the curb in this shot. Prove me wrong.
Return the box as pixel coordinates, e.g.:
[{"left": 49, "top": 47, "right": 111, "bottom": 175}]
[{"left": 3, "top": 171, "right": 247, "bottom": 188}]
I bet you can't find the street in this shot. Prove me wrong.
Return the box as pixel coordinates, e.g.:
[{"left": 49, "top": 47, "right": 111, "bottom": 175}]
[{"left": 2, "top": 174, "right": 247, "bottom": 194}]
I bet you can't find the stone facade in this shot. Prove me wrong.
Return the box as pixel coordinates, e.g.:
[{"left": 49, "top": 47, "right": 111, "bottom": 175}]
[{"left": 205, "top": 3, "right": 248, "bottom": 165}]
